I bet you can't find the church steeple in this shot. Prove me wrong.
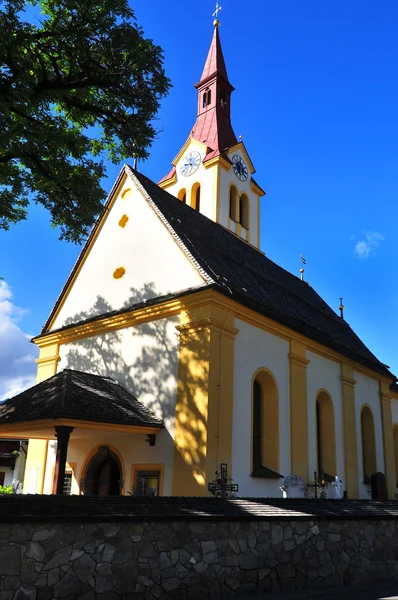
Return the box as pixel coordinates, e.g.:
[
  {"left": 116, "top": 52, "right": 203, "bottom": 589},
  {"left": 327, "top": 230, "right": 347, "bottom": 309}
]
[
  {"left": 191, "top": 23, "right": 237, "bottom": 155},
  {"left": 159, "top": 14, "right": 265, "bottom": 250}
]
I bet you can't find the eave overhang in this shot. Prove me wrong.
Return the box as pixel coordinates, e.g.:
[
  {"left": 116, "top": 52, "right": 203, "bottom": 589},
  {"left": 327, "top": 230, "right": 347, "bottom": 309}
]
[{"left": 0, "top": 418, "right": 162, "bottom": 441}]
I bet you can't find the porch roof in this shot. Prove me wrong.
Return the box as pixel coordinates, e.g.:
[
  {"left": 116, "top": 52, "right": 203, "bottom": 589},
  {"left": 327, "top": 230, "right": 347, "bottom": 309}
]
[{"left": 0, "top": 370, "right": 164, "bottom": 433}]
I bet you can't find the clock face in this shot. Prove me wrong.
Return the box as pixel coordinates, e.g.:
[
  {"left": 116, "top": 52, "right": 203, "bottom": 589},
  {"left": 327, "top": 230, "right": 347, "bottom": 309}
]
[
  {"left": 232, "top": 155, "right": 248, "bottom": 181},
  {"left": 180, "top": 151, "right": 201, "bottom": 177}
]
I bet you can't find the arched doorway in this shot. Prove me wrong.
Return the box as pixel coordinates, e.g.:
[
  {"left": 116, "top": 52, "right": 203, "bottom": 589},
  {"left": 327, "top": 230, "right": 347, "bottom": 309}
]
[{"left": 81, "top": 446, "right": 123, "bottom": 496}]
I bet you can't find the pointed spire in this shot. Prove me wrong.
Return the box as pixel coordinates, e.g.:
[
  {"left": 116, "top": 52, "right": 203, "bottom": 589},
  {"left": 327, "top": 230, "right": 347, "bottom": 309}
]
[
  {"left": 199, "top": 24, "right": 229, "bottom": 85},
  {"left": 190, "top": 23, "right": 237, "bottom": 154}
]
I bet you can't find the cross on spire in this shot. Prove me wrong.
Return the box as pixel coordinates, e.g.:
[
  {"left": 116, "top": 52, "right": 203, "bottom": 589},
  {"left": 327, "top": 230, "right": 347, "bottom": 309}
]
[{"left": 213, "top": 1, "right": 222, "bottom": 25}]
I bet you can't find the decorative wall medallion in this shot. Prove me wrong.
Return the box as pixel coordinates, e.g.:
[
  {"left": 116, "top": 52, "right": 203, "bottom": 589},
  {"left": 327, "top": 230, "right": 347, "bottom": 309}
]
[{"left": 113, "top": 267, "right": 126, "bottom": 279}]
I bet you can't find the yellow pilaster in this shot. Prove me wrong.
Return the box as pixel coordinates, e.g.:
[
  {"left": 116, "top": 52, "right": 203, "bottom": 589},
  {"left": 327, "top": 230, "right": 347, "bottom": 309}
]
[
  {"left": 35, "top": 342, "right": 60, "bottom": 383},
  {"left": 214, "top": 164, "right": 221, "bottom": 223},
  {"left": 289, "top": 340, "right": 310, "bottom": 481},
  {"left": 380, "top": 381, "right": 396, "bottom": 498},
  {"left": 27, "top": 343, "right": 60, "bottom": 494},
  {"left": 172, "top": 303, "right": 237, "bottom": 495},
  {"left": 23, "top": 440, "right": 48, "bottom": 494},
  {"left": 340, "top": 364, "right": 359, "bottom": 498}
]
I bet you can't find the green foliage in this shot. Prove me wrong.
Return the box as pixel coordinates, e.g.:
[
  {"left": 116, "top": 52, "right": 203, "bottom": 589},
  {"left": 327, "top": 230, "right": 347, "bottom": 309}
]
[
  {"left": 0, "top": 485, "right": 13, "bottom": 494},
  {"left": 0, "top": 0, "right": 171, "bottom": 242}
]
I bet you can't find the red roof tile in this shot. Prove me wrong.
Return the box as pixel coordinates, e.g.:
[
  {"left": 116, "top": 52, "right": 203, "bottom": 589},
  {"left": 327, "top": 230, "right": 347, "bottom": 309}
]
[
  {"left": 158, "top": 166, "right": 176, "bottom": 185},
  {"left": 191, "top": 107, "right": 237, "bottom": 153},
  {"left": 199, "top": 25, "right": 229, "bottom": 83}
]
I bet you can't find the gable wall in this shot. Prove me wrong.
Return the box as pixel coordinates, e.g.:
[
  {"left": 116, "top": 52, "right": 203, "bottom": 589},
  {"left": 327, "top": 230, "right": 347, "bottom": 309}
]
[{"left": 50, "top": 180, "right": 205, "bottom": 331}]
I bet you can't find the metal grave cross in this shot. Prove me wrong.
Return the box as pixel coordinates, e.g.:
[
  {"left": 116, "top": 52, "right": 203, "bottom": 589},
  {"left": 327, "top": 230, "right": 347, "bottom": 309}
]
[{"left": 208, "top": 463, "right": 239, "bottom": 498}]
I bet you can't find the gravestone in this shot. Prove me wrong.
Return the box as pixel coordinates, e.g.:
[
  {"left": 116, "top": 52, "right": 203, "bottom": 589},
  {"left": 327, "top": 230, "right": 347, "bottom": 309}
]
[
  {"left": 371, "top": 472, "right": 388, "bottom": 501},
  {"left": 282, "top": 475, "right": 306, "bottom": 499},
  {"left": 331, "top": 476, "right": 344, "bottom": 499}
]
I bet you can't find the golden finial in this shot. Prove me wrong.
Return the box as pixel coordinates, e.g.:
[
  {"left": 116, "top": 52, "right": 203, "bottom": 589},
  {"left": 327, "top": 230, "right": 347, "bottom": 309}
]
[{"left": 213, "top": 1, "right": 222, "bottom": 27}]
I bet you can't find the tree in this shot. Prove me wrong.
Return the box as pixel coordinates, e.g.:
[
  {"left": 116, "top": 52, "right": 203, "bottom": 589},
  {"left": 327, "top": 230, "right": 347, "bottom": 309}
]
[{"left": 0, "top": 0, "right": 171, "bottom": 242}]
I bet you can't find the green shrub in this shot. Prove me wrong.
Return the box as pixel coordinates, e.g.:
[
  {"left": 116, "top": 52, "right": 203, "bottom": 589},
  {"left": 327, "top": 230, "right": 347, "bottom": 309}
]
[{"left": 0, "top": 485, "right": 13, "bottom": 495}]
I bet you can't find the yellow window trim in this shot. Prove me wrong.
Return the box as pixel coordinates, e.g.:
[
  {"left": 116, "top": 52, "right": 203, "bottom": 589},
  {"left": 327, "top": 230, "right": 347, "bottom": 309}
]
[
  {"left": 250, "top": 368, "right": 280, "bottom": 475},
  {"left": 315, "top": 389, "right": 337, "bottom": 477},
  {"left": 130, "top": 463, "right": 164, "bottom": 497}
]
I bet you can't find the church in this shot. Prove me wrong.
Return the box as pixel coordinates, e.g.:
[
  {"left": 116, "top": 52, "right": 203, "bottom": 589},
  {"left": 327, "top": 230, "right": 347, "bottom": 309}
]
[{"left": 1, "top": 16, "right": 398, "bottom": 500}]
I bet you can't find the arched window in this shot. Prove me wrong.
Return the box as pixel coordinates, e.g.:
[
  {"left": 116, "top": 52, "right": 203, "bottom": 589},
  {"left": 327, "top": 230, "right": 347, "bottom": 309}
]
[
  {"left": 316, "top": 391, "right": 336, "bottom": 478},
  {"left": 393, "top": 425, "right": 398, "bottom": 487},
  {"left": 220, "top": 90, "right": 227, "bottom": 110},
  {"left": 361, "top": 406, "right": 377, "bottom": 482},
  {"left": 203, "top": 88, "right": 211, "bottom": 108},
  {"left": 252, "top": 370, "right": 279, "bottom": 477},
  {"left": 178, "top": 189, "right": 186, "bottom": 203},
  {"left": 229, "top": 185, "right": 237, "bottom": 221},
  {"left": 239, "top": 194, "right": 249, "bottom": 229},
  {"left": 191, "top": 183, "right": 200, "bottom": 211}
]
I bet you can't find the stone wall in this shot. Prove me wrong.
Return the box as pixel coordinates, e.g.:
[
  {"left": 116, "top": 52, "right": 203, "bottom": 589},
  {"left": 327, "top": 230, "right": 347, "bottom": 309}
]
[{"left": 1, "top": 517, "right": 398, "bottom": 599}]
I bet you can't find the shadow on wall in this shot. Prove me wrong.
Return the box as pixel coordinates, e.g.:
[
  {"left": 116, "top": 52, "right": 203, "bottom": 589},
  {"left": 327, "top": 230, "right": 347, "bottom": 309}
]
[{"left": 61, "top": 283, "right": 210, "bottom": 496}]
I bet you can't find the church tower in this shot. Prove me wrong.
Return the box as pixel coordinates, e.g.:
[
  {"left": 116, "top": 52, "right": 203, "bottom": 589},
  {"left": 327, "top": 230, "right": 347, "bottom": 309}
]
[{"left": 159, "top": 17, "right": 265, "bottom": 249}]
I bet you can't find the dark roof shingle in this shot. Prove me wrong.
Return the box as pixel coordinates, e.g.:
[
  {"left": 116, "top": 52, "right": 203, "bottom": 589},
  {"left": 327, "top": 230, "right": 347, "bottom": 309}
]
[
  {"left": 132, "top": 169, "right": 393, "bottom": 378},
  {"left": 0, "top": 369, "right": 164, "bottom": 429}
]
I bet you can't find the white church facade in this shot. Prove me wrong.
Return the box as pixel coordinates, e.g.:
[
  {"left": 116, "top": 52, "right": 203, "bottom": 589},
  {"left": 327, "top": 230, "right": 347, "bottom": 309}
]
[{"left": 1, "top": 20, "right": 398, "bottom": 501}]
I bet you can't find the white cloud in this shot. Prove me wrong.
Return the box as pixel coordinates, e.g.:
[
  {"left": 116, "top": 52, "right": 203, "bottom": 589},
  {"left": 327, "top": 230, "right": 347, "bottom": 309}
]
[
  {"left": 354, "top": 231, "right": 384, "bottom": 259},
  {"left": 0, "top": 281, "right": 38, "bottom": 401}
]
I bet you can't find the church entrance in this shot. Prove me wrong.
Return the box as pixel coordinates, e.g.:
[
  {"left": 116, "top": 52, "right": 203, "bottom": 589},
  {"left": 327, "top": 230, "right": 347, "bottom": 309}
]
[{"left": 81, "top": 446, "right": 123, "bottom": 496}]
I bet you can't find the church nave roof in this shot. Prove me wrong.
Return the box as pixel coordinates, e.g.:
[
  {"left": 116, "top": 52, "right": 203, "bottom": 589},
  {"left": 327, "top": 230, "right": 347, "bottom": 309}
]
[{"left": 131, "top": 168, "right": 393, "bottom": 379}]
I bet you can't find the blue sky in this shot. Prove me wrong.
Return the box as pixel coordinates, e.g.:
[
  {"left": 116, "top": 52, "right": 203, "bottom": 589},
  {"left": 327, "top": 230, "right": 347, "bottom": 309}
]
[{"left": 0, "top": 0, "right": 397, "bottom": 397}]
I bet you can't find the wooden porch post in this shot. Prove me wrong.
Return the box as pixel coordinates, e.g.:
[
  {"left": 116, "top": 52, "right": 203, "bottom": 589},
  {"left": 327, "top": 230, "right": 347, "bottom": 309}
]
[{"left": 52, "top": 426, "right": 74, "bottom": 495}]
